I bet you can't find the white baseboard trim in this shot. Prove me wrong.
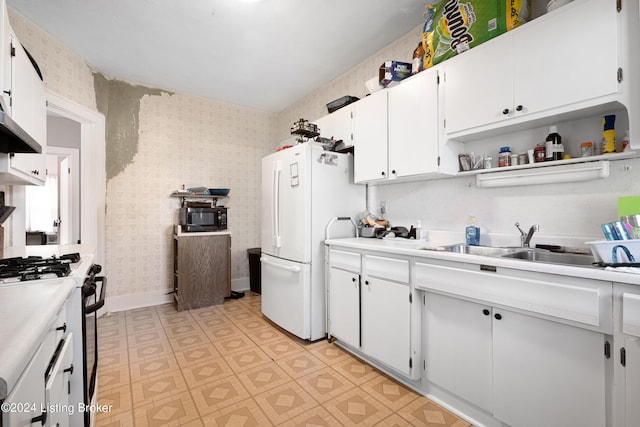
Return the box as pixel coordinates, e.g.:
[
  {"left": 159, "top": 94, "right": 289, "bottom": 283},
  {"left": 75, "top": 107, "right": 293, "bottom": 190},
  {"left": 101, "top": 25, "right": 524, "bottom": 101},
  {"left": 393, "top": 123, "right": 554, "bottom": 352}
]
[
  {"left": 106, "top": 290, "right": 174, "bottom": 313},
  {"left": 105, "top": 277, "right": 252, "bottom": 313}
]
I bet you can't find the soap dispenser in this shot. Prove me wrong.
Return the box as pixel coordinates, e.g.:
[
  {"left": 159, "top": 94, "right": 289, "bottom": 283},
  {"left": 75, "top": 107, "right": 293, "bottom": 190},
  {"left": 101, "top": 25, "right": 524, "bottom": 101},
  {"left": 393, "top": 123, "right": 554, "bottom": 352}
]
[{"left": 465, "top": 216, "right": 480, "bottom": 246}]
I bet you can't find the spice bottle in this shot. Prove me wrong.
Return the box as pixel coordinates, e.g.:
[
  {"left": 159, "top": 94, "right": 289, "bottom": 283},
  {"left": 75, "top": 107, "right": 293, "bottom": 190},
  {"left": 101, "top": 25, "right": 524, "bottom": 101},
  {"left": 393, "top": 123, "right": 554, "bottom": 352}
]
[
  {"left": 534, "top": 142, "right": 546, "bottom": 162},
  {"left": 412, "top": 42, "right": 424, "bottom": 74},
  {"left": 498, "top": 146, "right": 511, "bottom": 167}
]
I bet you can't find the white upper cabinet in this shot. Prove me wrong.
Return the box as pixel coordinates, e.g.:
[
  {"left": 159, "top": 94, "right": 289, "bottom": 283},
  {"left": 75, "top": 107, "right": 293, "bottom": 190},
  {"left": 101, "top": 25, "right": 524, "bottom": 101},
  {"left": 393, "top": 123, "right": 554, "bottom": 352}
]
[
  {"left": 444, "top": 0, "right": 620, "bottom": 138},
  {"left": 315, "top": 105, "right": 353, "bottom": 148},
  {"left": 352, "top": 89, "right": 388, "bottom": 183},
  {"left": 388, "top": 68, "right": 440, "bottom": 178},
  {"left": 0, "top": 0, "right": 47, "bottom": 185}
]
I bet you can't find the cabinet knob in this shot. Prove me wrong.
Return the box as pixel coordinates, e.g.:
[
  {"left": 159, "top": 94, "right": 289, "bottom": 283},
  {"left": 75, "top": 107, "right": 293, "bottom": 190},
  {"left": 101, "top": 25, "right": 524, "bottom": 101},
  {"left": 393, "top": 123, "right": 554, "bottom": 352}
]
[
  {"left": 391, "top": 170, "right": 396, "bottom": 175},
  {"left": 502, "top": 108, "right": 510, "bottom": 115},
  {"left": 381, "top": 171, "right": 386, "bottom": 176},
  {"left": 352, "top": 277, "right": 357, "bottom": 282},
  {"left": 494, "top": 313, "right": 502, "bottom": 320},
  {"left": 56, "top": 323, "right": 67, "bottom": 333},
  {"left": 365, "top": 280, "right": 369, "bottom": 285},
  {"left": 482, "top": 309, "right": 490, "bottom": 316},
  {"left": 516, "top": 105, "right": 523, "bottom": 112}
]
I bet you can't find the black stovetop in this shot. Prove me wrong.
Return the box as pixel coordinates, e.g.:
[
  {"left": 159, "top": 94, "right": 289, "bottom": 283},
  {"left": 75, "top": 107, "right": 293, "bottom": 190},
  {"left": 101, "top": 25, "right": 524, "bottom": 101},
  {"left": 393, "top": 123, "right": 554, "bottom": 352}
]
[{"left": 0, "top": 253, "right": 80, "bottom": 281}]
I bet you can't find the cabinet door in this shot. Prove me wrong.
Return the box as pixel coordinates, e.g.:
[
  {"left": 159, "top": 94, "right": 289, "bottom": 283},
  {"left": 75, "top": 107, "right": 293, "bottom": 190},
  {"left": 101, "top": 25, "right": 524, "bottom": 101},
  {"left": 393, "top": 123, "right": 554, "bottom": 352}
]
[
  {"left": 352, "top": 90, "right": 387, "bottom": 183},
  {"left": 315, "top": 106, "right": 352, "bottom": 147},
  {"left": 493, "top": 309, "right": 607, "bottom": 427},
  {"left": 513, "top": 0, "right": 619, "bottom": 117},
  {"left": 9, "top": 33, "right": 46, "bottom": 184},
  {"left": 443, "top": 34, "right": 513, "bottom": 135},
  {"left": 328, "top": 267, "right": 360, "bottom": 348},
  {"left": 45, "top": 334, "right": 73, "bottom": 427},
  {"left": 388, "top": 68, "right": 439, "bottom": 178},
  {"left": 361, "top": 276, "right": 411, "bottom": 376},
  {"left": 0, "top": 1, "right": 11, "bottom": 113},
  {"left": 625, "top": 336, "right": 640, "bottom": 427},
  {"left": 424, "top": 292, "right": 492, "bottom": 412}
]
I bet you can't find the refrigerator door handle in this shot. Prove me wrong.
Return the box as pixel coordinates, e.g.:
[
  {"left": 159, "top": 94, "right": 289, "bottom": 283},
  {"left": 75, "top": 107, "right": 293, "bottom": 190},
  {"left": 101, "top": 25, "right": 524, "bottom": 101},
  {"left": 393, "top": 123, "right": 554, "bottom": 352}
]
[
  {"left": 261, "top": 256, "right": 301, "bottom": 272},
  {"left": 273, "top": 160, "right": 282, "bottom": 248}
]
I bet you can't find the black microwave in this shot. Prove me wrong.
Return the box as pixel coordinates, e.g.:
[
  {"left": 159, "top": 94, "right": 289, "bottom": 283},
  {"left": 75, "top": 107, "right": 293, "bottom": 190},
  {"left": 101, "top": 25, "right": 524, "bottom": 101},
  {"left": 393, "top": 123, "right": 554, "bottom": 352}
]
[{"left": 179, "top": 207, "right": 227, "bottom": 232}]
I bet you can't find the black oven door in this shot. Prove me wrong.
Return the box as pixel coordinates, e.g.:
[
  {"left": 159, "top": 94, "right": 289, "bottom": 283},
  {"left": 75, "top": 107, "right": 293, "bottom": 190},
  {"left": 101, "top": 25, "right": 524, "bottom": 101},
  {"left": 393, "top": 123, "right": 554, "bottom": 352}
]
[{"left": 82, "top": 272, "right": 106, "bottom": 426}]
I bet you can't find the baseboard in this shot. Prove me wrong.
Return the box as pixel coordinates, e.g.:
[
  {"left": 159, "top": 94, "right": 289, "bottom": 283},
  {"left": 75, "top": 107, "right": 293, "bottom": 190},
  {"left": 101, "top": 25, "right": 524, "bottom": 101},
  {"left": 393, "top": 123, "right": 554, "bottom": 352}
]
[
  {"left": 105, "top": 277, "right": 252, "bottom": 313},
  {"left": 105, "top": 290, "right": 174, "bottom": 313}
]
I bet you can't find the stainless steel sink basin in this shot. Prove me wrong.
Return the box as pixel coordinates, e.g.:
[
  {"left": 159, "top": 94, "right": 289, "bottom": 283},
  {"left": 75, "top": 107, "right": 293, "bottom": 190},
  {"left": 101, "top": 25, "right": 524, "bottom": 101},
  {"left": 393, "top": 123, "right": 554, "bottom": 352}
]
[
  {"left": 439, "top": 244, "right": 520, "bottom": 257},
  {"left": 502, "top": 250, "right": 595, "bottom": 266}
]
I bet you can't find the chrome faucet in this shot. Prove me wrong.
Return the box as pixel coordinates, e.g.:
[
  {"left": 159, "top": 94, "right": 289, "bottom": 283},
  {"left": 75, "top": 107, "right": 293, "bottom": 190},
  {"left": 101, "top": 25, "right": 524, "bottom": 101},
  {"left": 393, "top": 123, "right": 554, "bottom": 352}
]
[{"left": 515, "top": 222, "right": 539, "bottom": 247}]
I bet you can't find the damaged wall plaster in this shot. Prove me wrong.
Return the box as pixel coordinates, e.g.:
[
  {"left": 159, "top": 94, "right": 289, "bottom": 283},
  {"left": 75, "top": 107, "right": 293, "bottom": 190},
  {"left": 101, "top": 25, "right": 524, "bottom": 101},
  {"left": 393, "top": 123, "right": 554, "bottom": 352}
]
[{"left": 93, "top": 73, "right": 171, "bottom": 180}]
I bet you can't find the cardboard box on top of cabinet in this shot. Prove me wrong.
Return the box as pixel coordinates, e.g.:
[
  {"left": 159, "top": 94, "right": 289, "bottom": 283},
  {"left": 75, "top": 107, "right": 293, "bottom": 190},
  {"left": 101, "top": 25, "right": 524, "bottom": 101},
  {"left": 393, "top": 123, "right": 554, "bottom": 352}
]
[
  {"left": 422, "top": 0, "right": 530, "bottom": 69},
  {"left": 379, "top": 61, "right": 412, "bottom": 87}
]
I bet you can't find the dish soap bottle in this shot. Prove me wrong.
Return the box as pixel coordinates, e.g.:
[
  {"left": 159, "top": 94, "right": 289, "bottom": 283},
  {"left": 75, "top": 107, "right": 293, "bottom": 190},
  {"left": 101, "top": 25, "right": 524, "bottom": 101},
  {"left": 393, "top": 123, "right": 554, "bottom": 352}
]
[{"left": 465, "top": 216, "right": 480, "bottom": 246}]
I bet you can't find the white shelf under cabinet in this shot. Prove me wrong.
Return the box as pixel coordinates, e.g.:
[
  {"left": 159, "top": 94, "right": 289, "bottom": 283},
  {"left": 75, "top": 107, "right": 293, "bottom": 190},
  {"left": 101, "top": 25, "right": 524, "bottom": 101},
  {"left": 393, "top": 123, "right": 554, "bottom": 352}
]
[{"left": 459, "top": 151, "right": 637, "bottom": 188}]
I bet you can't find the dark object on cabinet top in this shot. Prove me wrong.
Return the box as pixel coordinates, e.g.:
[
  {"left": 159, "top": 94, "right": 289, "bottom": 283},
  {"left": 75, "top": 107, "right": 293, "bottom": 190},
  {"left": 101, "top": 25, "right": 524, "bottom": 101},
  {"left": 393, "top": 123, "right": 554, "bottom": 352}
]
[{"left": 326, "top": 96, "right": 359, "bottom": 113}]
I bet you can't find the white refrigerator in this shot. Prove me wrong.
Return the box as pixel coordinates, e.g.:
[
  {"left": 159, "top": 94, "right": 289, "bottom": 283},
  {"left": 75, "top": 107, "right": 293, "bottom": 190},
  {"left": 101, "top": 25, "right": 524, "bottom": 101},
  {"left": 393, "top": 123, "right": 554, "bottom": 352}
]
[{"left": 261, "top": 142, "right": 364, "bottom": 340}]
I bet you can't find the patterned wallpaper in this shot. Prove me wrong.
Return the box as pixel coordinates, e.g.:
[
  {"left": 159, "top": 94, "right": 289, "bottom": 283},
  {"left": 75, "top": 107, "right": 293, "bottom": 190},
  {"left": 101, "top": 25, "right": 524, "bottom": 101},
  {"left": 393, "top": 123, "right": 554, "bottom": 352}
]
[{"left": 8, "top": 7, "right": 421, "bottom": 301}]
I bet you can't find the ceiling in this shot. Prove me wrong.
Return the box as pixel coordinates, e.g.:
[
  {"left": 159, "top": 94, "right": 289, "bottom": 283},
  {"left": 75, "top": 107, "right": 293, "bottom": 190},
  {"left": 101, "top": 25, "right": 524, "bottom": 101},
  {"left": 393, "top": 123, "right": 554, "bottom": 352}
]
[{"left": 7, "top": 0, "right": 432, "bottom": 112}]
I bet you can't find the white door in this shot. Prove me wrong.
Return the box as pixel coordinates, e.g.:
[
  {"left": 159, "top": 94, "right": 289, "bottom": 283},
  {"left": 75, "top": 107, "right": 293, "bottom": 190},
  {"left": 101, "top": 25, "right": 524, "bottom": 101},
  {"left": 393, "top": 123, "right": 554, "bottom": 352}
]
[
  {"left": 352, "top": 90, "right": 388, "bottom": 182},
  {"left": 361, "top": 277, "right": 411, "bottom": 376},
  {"left": 260, "top": 254, "right": 311, "bottom": 339},
  {"left": 513, "top": 0, "right": 618, "bottom": 117},
  {"left": 424, "top": 292, "right": 493, "bottom": 412},
  {"left": 388, "top": 68, "right": 440, "bottom": 178},
  {"left": 443, "top": 34, "right": 513, "bottom": 135},
  {"left": 45, "top": 334, "right": 73, "bottom": 427},
  {"left": 261, "top": 145, "right": 311, "bottom": 263},
  {"left": 625, "top": 336, "right": 640, "bottom": 427},
  {"left": 328, "top": 267, "right": 360, "bottom": 348},
  {"left": 492, "top": 309, "right": 607, "bottom": 427},
  {"left": 58, "top": 156, "right": 71, "bottom": 244}
]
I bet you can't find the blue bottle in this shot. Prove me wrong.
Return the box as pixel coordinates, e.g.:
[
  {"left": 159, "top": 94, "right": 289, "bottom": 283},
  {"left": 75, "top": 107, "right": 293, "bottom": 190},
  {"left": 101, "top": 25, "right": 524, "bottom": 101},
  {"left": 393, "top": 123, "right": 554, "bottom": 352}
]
[{"left": 466, "top": 216, "right": 480, "bottom": 246}]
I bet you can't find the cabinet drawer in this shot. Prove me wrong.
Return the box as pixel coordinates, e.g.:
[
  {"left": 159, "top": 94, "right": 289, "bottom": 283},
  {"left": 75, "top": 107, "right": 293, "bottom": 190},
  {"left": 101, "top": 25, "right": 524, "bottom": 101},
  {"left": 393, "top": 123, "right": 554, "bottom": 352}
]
[
  {"left": 623, "top": 292, "right": 640, "bottom": 337},
  {"left": 329, "top": 250, "right": 361, "bottom": 274},
  {"left": 364, "top": 255, "right": 409, "bottom": 284},
  {"left": 415, "top": 261, "right": 611, "bottom": 330}
]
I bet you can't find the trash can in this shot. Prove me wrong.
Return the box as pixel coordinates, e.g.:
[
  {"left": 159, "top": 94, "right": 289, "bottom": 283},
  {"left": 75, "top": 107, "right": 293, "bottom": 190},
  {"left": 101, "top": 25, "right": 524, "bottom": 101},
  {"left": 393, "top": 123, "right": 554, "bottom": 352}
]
[{"left": 247, "top": 248, "right": 261, "bottom": 294}]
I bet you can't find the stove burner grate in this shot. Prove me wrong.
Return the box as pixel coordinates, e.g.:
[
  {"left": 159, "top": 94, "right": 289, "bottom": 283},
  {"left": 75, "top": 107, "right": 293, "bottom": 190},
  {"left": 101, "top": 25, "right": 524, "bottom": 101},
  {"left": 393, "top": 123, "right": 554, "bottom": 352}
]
[{"left": 0, "top": 253, "right": 80, "bottom": 281}]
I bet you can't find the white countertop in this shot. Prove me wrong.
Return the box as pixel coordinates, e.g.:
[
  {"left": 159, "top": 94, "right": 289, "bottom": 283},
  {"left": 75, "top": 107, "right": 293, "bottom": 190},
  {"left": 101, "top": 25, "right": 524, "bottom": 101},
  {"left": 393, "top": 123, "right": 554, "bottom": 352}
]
[
  {"left": 324, "top": 237, "right": 640, "bottom": 286},
  {"left": 0, "top": 245, "right": 96, "bottom": 400},
  {"left": 0, "top": 278, "right": 77, "bottom": 400}
]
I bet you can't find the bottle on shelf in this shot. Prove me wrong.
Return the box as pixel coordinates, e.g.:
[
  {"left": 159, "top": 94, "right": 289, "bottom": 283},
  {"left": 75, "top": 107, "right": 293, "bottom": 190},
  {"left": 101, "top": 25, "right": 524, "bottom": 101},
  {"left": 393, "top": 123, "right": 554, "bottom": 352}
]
[
  {"left": 498, "top": 146, "right": 511, "bottom": 167},
  {"left": 465, "top": 216, "right": 480, "bottom": 246},
  {"left": 545, "top": 126, "right": 563, "bottom": 161},
  {"left": 412, "top": 42, "right": 424, "bottom": 74},
  {"left": 601, "top": 115, "right": 616, "bottom": 154}
]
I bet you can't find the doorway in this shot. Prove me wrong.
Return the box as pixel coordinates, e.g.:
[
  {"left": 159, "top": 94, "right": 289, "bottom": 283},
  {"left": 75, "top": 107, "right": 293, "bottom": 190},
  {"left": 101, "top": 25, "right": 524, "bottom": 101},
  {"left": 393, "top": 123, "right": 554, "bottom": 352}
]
[
  {"left": 25, "top": 144, "right": 80, "bottom": 245},
  {"left": 10, "top": 90, "right": 106, "bottom": 267}
]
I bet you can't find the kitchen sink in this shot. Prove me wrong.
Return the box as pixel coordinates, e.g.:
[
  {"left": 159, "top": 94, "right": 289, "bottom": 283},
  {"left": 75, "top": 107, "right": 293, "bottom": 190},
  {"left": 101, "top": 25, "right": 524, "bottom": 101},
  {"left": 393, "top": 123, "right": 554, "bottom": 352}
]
[
  {"left": 437, "top": 244, "right": 521, "bottom": 257},
  {"left": 501, "top": 250, "right": 595, "bottom": 266}
]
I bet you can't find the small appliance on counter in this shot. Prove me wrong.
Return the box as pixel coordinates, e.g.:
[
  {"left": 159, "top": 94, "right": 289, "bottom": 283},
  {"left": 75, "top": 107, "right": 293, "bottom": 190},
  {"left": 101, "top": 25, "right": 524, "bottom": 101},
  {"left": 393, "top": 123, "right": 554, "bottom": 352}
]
[{"left": 179, "top": 206, "right": 227, "bottom": 233}]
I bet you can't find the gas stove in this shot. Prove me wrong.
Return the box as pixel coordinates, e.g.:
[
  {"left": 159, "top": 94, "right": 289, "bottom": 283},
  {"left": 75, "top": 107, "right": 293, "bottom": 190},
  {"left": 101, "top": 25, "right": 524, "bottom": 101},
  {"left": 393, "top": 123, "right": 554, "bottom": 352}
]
[{"left": 0, "top": 252, "right": 81, "bottom": 283}]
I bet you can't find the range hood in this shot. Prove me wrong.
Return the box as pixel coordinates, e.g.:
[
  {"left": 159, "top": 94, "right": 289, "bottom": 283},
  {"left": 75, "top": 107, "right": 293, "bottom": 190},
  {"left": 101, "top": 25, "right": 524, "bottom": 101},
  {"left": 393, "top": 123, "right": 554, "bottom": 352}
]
[{"left": 0, "top": 110, "right": 42, "bottom": 153}]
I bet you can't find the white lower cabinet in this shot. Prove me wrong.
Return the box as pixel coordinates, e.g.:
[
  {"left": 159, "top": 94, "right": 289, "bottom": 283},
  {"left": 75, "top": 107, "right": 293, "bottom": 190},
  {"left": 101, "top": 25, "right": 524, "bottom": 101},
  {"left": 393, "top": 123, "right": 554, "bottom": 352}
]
[
  {"left": 615, "top": 284, "right": 640, "bottom": 427},
  {"left": 424, "top": 290, "right": 608, "bottom": 427},
  {"left": 624, "top": 336, "right": 640, "bottom": 427},
  {"left": 492, "top": 307, "right": 606, "bottom": 427},
  {"left": 328, "top": 266, "right": 360, "bottom": 349},
  {"left": 424, "top": 293, "right": 492, "bottom": 411},
  {"left": 361, "top": 275, "right": 411, "bottom": 377},
  {"left": 327, "top": 249, "right": 417, "bottom": 379}
]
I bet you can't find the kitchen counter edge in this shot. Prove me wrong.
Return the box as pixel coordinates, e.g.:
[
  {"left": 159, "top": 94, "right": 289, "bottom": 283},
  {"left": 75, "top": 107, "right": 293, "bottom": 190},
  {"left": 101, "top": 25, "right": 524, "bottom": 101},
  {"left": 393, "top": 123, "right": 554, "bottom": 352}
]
[{"left": 324, "top": 237, "right": 640, "bottom": 286}]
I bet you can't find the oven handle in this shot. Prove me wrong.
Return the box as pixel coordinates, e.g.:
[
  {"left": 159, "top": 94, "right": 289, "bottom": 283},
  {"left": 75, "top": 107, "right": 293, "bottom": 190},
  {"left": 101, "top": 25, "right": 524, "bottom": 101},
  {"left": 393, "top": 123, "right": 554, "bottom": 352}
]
[{"left": 84, "top": 276, "right": 106, "bottom": 314}]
